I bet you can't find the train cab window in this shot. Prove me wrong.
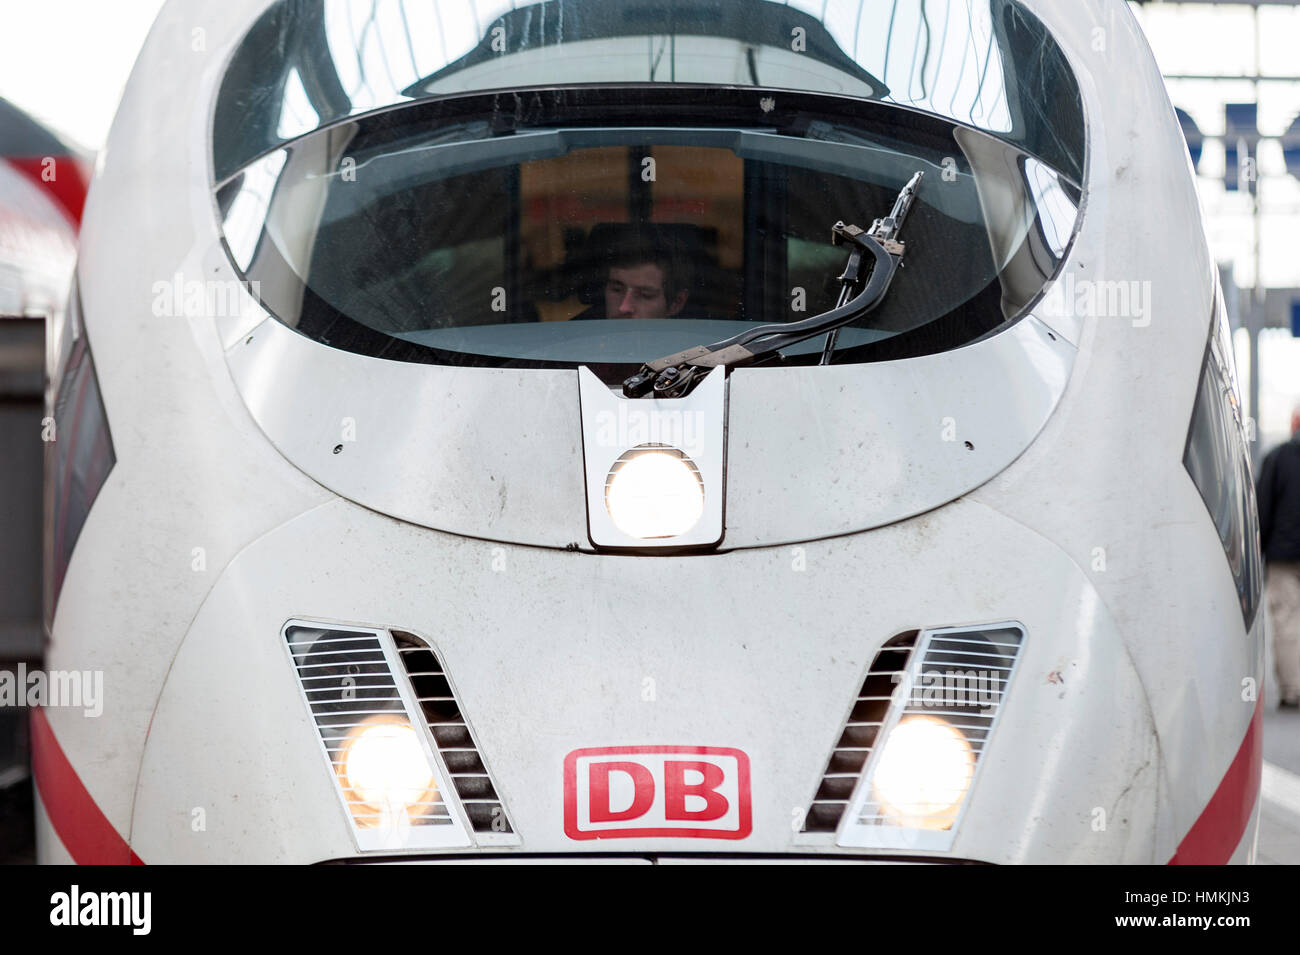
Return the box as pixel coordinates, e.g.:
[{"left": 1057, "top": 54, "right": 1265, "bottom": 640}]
[{"left": 213, "top": 0, "right": 1085, "bottom": 372}]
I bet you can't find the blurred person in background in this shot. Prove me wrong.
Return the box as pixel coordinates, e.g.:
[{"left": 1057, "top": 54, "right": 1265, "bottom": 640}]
[{"left": 1258, "top": 405, "right": 1300, "bottom": 708}]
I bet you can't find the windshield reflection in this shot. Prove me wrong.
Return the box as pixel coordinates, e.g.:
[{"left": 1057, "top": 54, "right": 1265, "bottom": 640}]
[{"left": 215, "top": 0, "right": 1083, "bottom": 183}]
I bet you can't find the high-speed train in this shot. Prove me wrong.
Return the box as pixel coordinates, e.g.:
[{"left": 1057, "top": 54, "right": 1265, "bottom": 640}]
[
  {"left": 36, "top": 0, "right": 1264, "bottom": 864},
  {"left": 0, "top": 99, "right": 81, "bottom": 321},
  {"left": 1, "top": 100, "right": 79, "bottom": 811}
]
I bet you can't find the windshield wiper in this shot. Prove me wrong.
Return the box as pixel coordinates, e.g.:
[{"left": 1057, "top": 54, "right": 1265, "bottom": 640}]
[{"left": 622, "top": 170, "right": 923, "bottom": 398}]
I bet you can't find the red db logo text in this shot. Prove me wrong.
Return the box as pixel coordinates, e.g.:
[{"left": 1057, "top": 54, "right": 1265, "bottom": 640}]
[{"left": 563, "top": 746, "right": 752, "bottom": 840}]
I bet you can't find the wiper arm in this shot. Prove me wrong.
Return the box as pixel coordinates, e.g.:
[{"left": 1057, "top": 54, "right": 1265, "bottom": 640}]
[{"left": 623, "top": 170, "right": 923, "bottom": 398}]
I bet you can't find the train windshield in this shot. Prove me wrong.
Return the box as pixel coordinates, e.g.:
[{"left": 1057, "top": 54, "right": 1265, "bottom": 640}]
[{"left": 215, "top": 0, "right": 1084, "bottom": 370}]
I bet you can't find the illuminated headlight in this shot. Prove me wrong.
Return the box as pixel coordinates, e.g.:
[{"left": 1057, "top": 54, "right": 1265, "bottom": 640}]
[
  {"left": 286, "top": 623, "right": 476, "bottom": 850},
  {"left": 336, "top": 714, "right": 440, "bottom": 829},
  {"left": 871, "top": 716, "right": 975, "bottom": 831},
  {"left": 824, "top": 625, "right": 1024, "bottom": 851},
  {"left": 604, "top": 444, "right": 705, "bottom": 539}
]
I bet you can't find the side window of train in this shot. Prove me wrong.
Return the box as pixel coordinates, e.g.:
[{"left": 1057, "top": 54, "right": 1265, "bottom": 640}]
[
  {"left": 44, "top": 274, "right": 116, "bottom": 628},
  {"left": 1183, "top": 292, "right": 1263, "bottom": 630}
]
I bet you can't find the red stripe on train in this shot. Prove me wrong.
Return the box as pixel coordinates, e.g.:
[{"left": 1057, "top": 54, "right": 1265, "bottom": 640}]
[
  {"left": 5, "top": 155, "right": 88, "bottom": 225},
  {"left": 29, "top": 707, "right": 144, "bottom": 865},
  {"left": 1168, "top": 698, "right": 1262, "bottom": 864}
]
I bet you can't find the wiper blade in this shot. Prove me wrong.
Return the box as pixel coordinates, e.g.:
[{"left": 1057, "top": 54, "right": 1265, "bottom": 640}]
[{"left": 623, "top": 170, "right": 923, "bottom": 398}]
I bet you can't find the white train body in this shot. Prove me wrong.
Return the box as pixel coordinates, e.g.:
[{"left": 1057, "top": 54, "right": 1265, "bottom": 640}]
[{"left": 37, "top": 0, "right": 1264, "bottom": 863}]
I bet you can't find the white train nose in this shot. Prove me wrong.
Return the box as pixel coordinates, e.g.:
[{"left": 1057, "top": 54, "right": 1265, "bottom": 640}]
[
  {"left": 124, "top": 493, "right": 1164, "bottom": 863},
  {"left": 33, "top": 0, "right": 1267, "bottom": 867}
]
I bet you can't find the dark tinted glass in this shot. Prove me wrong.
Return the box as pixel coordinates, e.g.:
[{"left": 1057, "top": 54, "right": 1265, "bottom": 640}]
[{"left": 219, "top": 87, "right": 1079, "bottom": 367}]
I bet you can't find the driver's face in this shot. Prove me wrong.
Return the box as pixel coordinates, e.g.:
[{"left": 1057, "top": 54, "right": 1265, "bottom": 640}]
[{"left": 605, "top": 263, "right": 687, "bottom": 320}]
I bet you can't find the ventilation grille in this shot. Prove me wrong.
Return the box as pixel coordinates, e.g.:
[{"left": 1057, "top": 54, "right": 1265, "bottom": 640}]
[
  {"left": 391, "top": 631, "right": 514, "bottom": 835},
  {"left": 802, "top": 631, "right": 919, "bottom": 833},
  {"left": 836, "top": 624, "right": 1026, "bottom": 851},
  {"left": 850, "top": 627, "right": 1023, "bottom": 829},
  {"left": 285, "top": 626, "right": 456, "bottom": 829}
]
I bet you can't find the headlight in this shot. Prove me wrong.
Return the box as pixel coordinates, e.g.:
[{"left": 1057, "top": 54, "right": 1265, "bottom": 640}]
[
  {"left": 604, "top": 444, "right": 705, "bottom": 539},
  {"left": 286, "top": 623, "right": 495, "bottom": 850},
  {"left": 871, "top": 715, "right": 975, "bottom": 831},
  {"left": 336, "top": 715, "right": 439, "bottom": 829}
]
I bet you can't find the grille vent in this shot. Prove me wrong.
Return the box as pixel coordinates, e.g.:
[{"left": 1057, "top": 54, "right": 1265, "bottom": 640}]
[
  {"left": 391, "top": 631, "right": 514, "bottom": 835},
  {"left": 833, "top": 624, "right": 1026, "bottom": 852},
  {"left": 285, "top": 626, "right": 456, "bottom": 829},
  {"left": 848, "top": 626, "right": 1023, "bottom": 832},
  {"left": 802, "top": 631, "right": 919, "bottom": 833}
]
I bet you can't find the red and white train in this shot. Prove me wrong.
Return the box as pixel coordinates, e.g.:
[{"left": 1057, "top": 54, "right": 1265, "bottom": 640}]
[{"left": 36, "top": 0, "right": 1263, "bottom": 863}]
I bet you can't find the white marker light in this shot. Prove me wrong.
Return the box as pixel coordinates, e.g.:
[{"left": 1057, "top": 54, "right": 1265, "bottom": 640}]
[
  {"left": 871, "top": 715, "right": 975, "bottom": 831},
  {"left": 604, "top": 444, "right": 705, "bottom": 539},
  {"left": 337, "top": 715, "right": 439, "bottom": 828}
]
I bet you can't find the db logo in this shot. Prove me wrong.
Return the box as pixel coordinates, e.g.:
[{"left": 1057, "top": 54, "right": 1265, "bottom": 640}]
[{"left": 563, "top": 746, "right": 752, "bottom": 840}]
